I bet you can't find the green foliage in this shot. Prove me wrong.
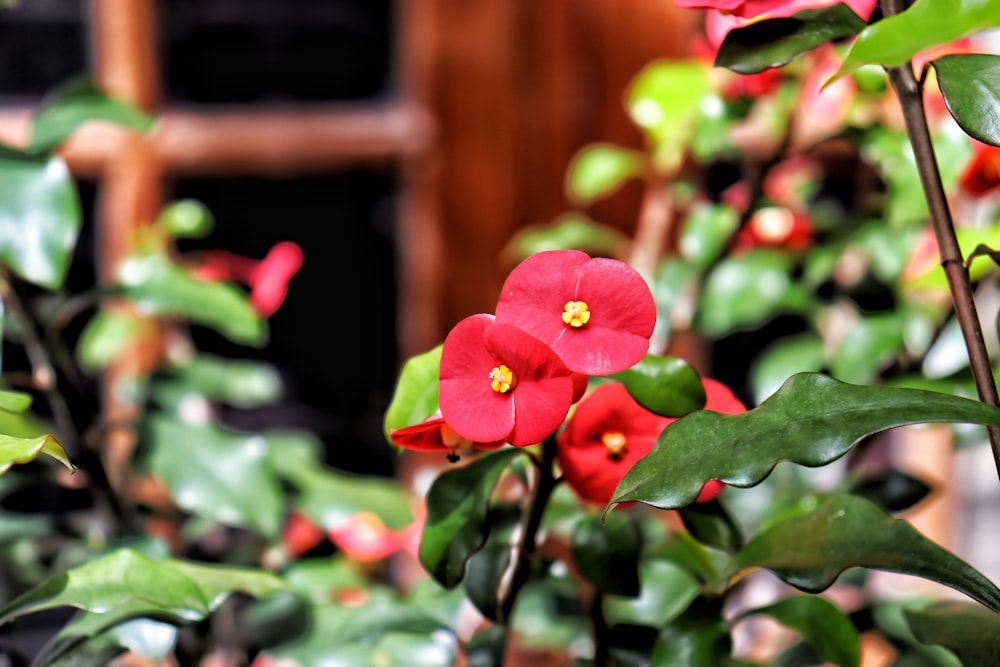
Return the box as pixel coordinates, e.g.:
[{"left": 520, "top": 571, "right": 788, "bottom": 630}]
[
  {"left": 566, "top": 144, "right": 645, "bottom": 204},
  {"left": 738, "top": 595, "right": 860, "bottom": 667},
  {"left": 933, "top": 54, "right": 1000, "bottom": 146},
  {"left": 384, "top": 344, "right": 442, "bottom": 442},
  {"left": 502, "top": 213, "right": 630, "bottom": 262},
  {"left": 677, "top": 499, "right": 743, "bottom": 554},
  {"left": 156, "top": 199, "right": 214, "bottom": 239},
  {"left": 905, "top": 601, "right": 1000, "bottom": 664},
  {"left": 611, "top": 354, "right": 705, "bottom": 418},
  {"left": 678, "top": 203, "right": 740, "bottom": 271},
  {"left": 570, "top": 512, "right": 642, "bottom": 597},
  {"left": 0, "top": 433, "right": 74, "bottom": 476}
]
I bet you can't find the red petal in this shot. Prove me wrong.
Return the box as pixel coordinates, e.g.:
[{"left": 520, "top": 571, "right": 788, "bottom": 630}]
[{"left": 703, "top": 378, "right": 746, "bottom": 414}]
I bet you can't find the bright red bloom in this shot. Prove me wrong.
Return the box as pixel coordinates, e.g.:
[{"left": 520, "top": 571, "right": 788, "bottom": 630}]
[
  {"left": 439, "top": 314, "right": 574, "bottom": 447},
  {"left": 960, "top": 142, "right": 1000, "bottom": 197},
  {"left": 558, "top": 379, "right": 746, "bottom": 506},
  {"left": 494, "top": 250, "right": 655, "bottom": 376},
  {"left": 735, "top": 206, "right": 814, "bottom": 251},
  {"left": 680, "top": 0, "right": 874, "bottom": 20},
  {"left": 328, "top": 512, "right": 402, "bottom": 563},
  {"left": 390, "top": 416, "right": 506, "bottom": 453},
  {"left": 281, "top": 511, "right": 326, "bottom": 558},
  {"left": 192, "top": 241, "right": 304, "bottom": 317}
]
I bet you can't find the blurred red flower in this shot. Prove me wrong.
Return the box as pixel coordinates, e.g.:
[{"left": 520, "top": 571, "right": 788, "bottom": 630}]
[
  {"left": 280, "top": 511, "right": 326, "bottom": 558},
  {"left": 495, "top": 250, "right": 655, "bottom": 376},
  {"left": 558, "top": 379, "right": 746, "bottom": 506},
  {"left": 439, "top": 314, "right": 575, "bottom": 447},
  {"left": 735, "top": 206, "right": 814, "bottom": 251},
  {"left": 193, "top": 240, "right": 304, "bottom": 317},
  {"left": 960, "top": 142, "right": 1000, "bottom": 197}
]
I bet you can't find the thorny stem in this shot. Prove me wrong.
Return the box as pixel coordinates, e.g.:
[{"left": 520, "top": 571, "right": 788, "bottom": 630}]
[
  {"left": 498, "top": 436, "right": 559, "bottom": 626},
  {"left": 882, "top": 0, "right": 1000, "bottom": 477}
]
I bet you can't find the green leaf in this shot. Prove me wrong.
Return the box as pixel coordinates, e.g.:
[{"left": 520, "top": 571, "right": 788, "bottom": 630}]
[
  {"left": 678, "top": 498, "right": 743, "bottom": 553},
  {"left": 503, "top": 213, "right": 630, "bottom": 262},
  {"left": 0, "top": 433, "right": 74, "bottom": 476},
  {"left": 716, "top": 4, "right": 866, "bottom": 75},
  {"left": 849, "top": 468, "right": 933, "bottom": 513},
  {"left": 611, "top": 354, "right": 705, "bottom": 418},
  {"left": 834, "top": 0, "right": 1000, "bottom": 81},
  {"left": 697, "top": 249, "right": 810, "bottom": 336},
  {"left": 611, "top": 373, "right": 1000, "bottom": 509},
  {"left": 566, "top": 144, "right": 644, "bottom": 204},
  {"left": 148, "top": 416, "right": 283, "bottom": 539},
  {"left": 30, "top": 77, "right": 154, "bottom": 154},
  {"left": 118, "top": 252, "right": 265, "bottom": 345},
  {"left": 679, "top": 203, "right": 740, "bottom": 271},
  {"left": 0, "top": 148, "right": 81, "bottom": 288},
  {"left": 0, "top": 390, "right": 31, "bottom": 414},
  {"left": 604, "top": 556, "right": 702, "bottom": 628},
  {"left": 749, "top": 333, "right": 825, "bottom": 403},
  {"left": 905, "top": 601, "right": 1000, "bottom": 665},
  {"left": 732, "top": 494, "right": 1000, "bottom": 610},
  {"left": 932, "top": 54, "right": 1000, "bottom": 146},
  {"left": 830, "top": 312, "right": 906, "bottom": 384},
  {"left": 420, "top": 449, "right": 525, "bottom": 588},
  {"left": 0, "top": 548, "right": 285, "bottom": 625},
  {"left": 76, "top": 309, "right": 155, "bottom": 372},
  {"left": 464, "top": 504, "right": 520, "bottom": 621},
  {"left": 157, "top": 199, "right": 214, "bottom": 239},
  {"left": 570, "top": 512, "right": 642, "bottom": 597},
  {"left": 384, "top": 345, "right": 442, "bottom": 443},
  {"left": 739, "top": 595, "right": 860, "bottom": 667},
  {"left": 651, "top": 599, "right": 732, "bottom": 667},
  {"left": 626, "top": 60, "right": 712, "bottom": 172},
  {"left": 166, "top": 354, "right": 282, "bottom": 407},
  {"left": 466, "top": 626, "right": 507, "bottom": 667}
]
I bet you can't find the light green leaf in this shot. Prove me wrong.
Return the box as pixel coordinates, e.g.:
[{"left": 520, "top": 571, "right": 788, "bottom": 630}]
[
  {"left": 566, "top": 144, "right": 644, "bottom": 204},
  {"left": 830, "top": 312, "right": 906, "bottom": 384},
  {"left": 0, "top": 433, "right": 74, "bottom": 476},
  {"left": 834, "top": 0, "right": 1000, "bottom": 81},
  {"left": 739, "top": 595, "right": 859, "bottom": 667},
  {"left": 750, "top": 333, "right": 824, "bottom": 403},
  {"left": 503, "top": 213, "right": 630, "bottom": 262},
  {"left": 30, "top": 77, "right": 154, "bottom": 154},
  {"left": 605, "top": 557, "right": 701, "bottom": 628},
  {"left": 165, "top": 354, "right": 282, "bottom": 407},
  {"left": 732, "top": 494, "right": 1000, "bottom": 611},
  {"left": 157, "top": 199, "right": 214, "bottom": 239},
  {"left": 76, "top": 309, "right": 154, "bottom": 371},
  {"left": 611, "top": 373, "right": 1000, "bottom": 509},
  {"left": 679, "top": 203, "right": 740, "bottom": 271},
  {"left": 384, "top": 345, "right": 442, "bottom": 443},
  {"left": 0, "top": 390, "right": 31, "bottom": 414},
  {"left": 0, "top": 148, "right": 80, "bottom": 288},
  {"left": 611, "top": 354, "right": 705, "bottom": 418}
]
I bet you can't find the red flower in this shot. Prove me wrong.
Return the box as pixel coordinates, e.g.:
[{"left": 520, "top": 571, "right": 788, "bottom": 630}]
[
  {"left": 281, "top": 511, "right": 326, "bottom": 558},
  {"left": 494, "top": 250, "right": 655, "bottom": 376},
  {"left": 328, "top": 512, "right": 402, "bottom": 563},
  {"left": 390, "top": 416, "right": 506, "bottom": 453},
  {"left": 192, "top": 241, "right": 304, "bottom": 317},
  {"left": 680, "top": 0, "right": 874, "bottom": 20},
  {"left": 735, "top": 206, "right": 814, "bottom": 251},
  {"left": 558, "top": 379, "right": 746, "bottom": 506},
  {"left": 960, "top": 142, "right": 1000, "bottom": 198},
  {"left": 439, "top": 314, "right": 574, "bottom": 447}
]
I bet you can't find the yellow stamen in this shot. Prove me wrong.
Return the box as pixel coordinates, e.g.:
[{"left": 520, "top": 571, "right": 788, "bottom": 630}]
[
  {"left": 489, "top": 365, "right": 516, "bottom": 393},
  {"left": 562, "top": 300, "right": 591, "bottom": 328},
  {"left": 602, "top": 432, "right": 627, "bottom": 460}
]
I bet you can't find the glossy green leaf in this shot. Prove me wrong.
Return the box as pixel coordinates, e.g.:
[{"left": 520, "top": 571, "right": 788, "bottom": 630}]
[
  {"left": 571, "top": 512, "right": 642, "bottom": 597},
  {"left": 503, "top": 213, "right": 630, "bottom": 262},
  {"left": 830, "top": 312, "right": 906, "bottom": 385},
  {"left": 38, "top": 604, "right": 180, "bottom": 667},
  {"left": 650, "top": 599, "right": 732, "bottom": 667},
  {"left": 149, "top": 416, "right": 283, "bottom": 538},
  {"left": 611, "top": 373, "right": 1000, "bottom": 510},
  {"left": 678, "top": 498, "right": 743, "bottom": 553},
  {"left": 932, "top": 54, "right": 1000, "bottom": 145},
  {"left": 0, "top": 148, "right": 80, "bottom": 288},
  {"left": 716, "top": 4, "right": 866, "bottom": 75},
  {"left": 679, "top": 203, "right": 740, "bottom": 271},
  {"left": 605, "top": 556, "right": 702, "bottom": 628},
  {"left": 0, "top": 548, "right": 285, "bottom": 625},
  {"left": 739, "top": 595, "right": 859, "bottom": 667},
  {"left": 611, "top": 354, "right": 705, "bottom": 418},
  {"left": 166, "top": 354, "right": 282, "bottom": 407},
  {"left": 750, "top": 333, "right": 824, "bottom": 403},
  {"left": 732, "top": 494, "right": 1000, "bottom": 610},
  {"left": 626, "top": 60, "right": 712, "bottom": 172},
  {"left": 420, "top": 449, "right": 525, "bottom": 588},
  {"left": 76, "top": 309, "right": 155, "bottom": 371},
  {"left": 30, "top": 77, "right": 154, "bottom": 154},
  {"left": 0, "top": 390, "right": 31, "bottom": 414},
  {"left": 566, "top": 144, "right": 644, "bottom": 204},
  {"left": 0, "top": 433, "right": 74, "bottom": 476},
  {"left": 834, "top": 0, "right": 1000, "bottom": 81},
  {"left": 464, "top": 503, "right": 520, "bottom": 621},
  {"left": 905, "top": 601, "right": 1000, "bottom": 665},
  {"left": 384, "top": 345, "right": 442, "bottom": 443},
  {"left": 850, "top": 469, "right": 932, "bottom": 513},
  {"left": 157, "top": 199, "right": 214, "bottom": 239},
  {"left": 698, "top": 250, "right": 810, "bottom": 336},
  {"left": 118, "top": 252, "right": 265, "bottom": 345},
  {"left": 872, "top": 601, "right": 962, "bottom": 667}
]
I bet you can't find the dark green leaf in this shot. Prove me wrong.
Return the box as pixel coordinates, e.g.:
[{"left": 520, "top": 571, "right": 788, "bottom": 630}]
[
  {"left": 566, "top": 144, "right": 644, "bottom": 204},
  {"left": 650, "top": 599, "right": 732, "bottom": 667},
  {"left": 502, "top": 213, "right": 630, "bottom": 262},
  {"left": 732, "top": 494, "right": 1000, "bottom": 611},
  {"left": 605, "top": 556, "right": 702, "bottom": 627},
  {"left": 905, "top": 601, "right": 1000, "bottom": 665},
  {"left": 571, "top": 512, "right": 642, "bottom": 597},
  {"left": 834, "top": 0, "right": 1000, "bottom": 81},
  {"left": 30, "top": 77, "right": 154, "bottom": 154},
  {"left": 157, "top": 199, "right": 214, "bottom": 239},
  {"left": 933, "top": 54, "right": 1000, "bottom": 146},
  {"left": 611, "top": 354, "right": 705, "bottom": 418},
  {"left": 739, "top": 595, "right": 859, "bottom": 667},
  {"left": 466, "top": 626, "right": 507, "bottom": 667},
  {"left": 849, "top": 468, "right": 933, "bottom": 513},
  {"left": 678, "top": 498, "right": 743, "bottom": 553},
  {"left": 118, "top": 252, "right": 265, "bottom": 345},
  {"left": 0, "top": 148, "right": 80, "bottom": 288},
  {"left": 716, "top": 4, "right": 866, "bottom": 75},
  {"left": 149, "top": 416, "right": 283, "bottom": 538},
  {"left": 0, "top": 433, "right": 74, "bottom": 476},
  {"left": 383, "top": 345, "right": 441, "bottom": 443},
  {"left": 464, "top": 503, "right": 520, "bottom": 621},
  {"left": 420, "top": 449, "right": 525, "bottom": 588},
  {"left": 611, "top": 373, "right": 1000, "bottom": 510}
]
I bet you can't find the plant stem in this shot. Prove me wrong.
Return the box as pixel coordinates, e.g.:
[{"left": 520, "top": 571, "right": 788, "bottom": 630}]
[
  {"left": 885, "top": 53, "right": 1000, "bottom": 476},
  {"left": 588, "top": 589, "right": 610, "bottom": 667},
  {"left": 499, "top": 436, "right": 559, "bottom": 625}
]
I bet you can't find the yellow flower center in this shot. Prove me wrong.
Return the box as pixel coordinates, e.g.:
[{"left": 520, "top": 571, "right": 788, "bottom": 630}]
[
  {"left": 489, "top": 365, "right": 516, "bottom": 393},
  {"left": 602, "top": 431, "right": 627, "bottom": 460},
  {"left": 562, "top": 300, "right": 591, "bottom": 328}
]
